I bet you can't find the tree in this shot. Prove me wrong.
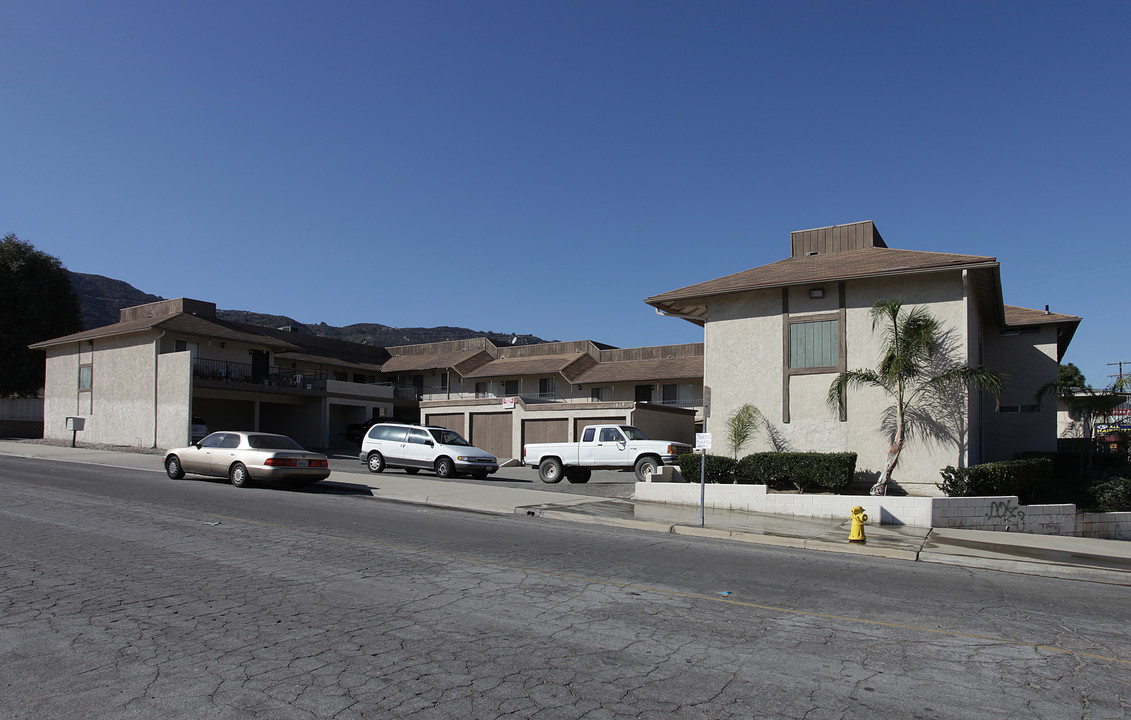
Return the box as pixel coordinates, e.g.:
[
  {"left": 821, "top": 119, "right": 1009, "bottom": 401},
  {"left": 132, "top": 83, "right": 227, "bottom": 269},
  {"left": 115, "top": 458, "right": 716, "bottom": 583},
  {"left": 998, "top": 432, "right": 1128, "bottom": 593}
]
[
  {"left": 725, "top": 403, "right": 763, "bottom": 459},
  {"left": 1057, "top": 363, "right": 1086, "bottom": 390},
  {"left": 827, "top": 299, "right": 1004, "bottom": 496},
  {"left": 0, "top": 234, "right": 83, "bottom": 396}
]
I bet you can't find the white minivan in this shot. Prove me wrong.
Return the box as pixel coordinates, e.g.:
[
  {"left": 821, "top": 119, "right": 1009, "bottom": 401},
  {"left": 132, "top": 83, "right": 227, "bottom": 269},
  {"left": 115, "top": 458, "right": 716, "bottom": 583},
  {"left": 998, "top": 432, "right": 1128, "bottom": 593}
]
[{"left": 359, "top": 422, "right": 499, "bottom": 479}]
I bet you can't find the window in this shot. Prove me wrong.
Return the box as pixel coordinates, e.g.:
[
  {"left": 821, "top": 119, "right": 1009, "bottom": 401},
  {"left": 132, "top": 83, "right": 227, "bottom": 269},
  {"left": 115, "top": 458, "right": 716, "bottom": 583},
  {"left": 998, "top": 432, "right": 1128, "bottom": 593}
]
[
  {"left": 599, "top": 427, "right": 624, "bottom": 443},
  {"left": 998, "top": 404, "right": 1041, "bottom": 414},
  {"left": 475, "top": 382, "right": 489, "bottom": 398},
  {"left": 539, "top": 377, "right": 556, "bottom": 397},
  {"left": 78, "top": 365, "right": 92, "bottom": 390},
  {"left": 590, "top": 387, "right": 609, "bottom": 401},
  {"left": 440, "top": 372, "right": 449, "bottom": 392},
  {"left": 407, "top": 429, "right": 431, "bottom": 444},
  {"left": 635, "top": 384, "right": 653, "bottom": 402},
  {"left": 218, "top": 434, "right": 241, "bottom": 449},
  {"left": 504, "top": 379, "right": 519, "bottom": 396},
  {"left": 662, "top": 383, "right": 695, "bottom": 406},
  {"left": 582, "top": 427, "right": 596, "bottom": 442},
  {"left": 790, "top": 320, "right": 838, "bottom": 369}
]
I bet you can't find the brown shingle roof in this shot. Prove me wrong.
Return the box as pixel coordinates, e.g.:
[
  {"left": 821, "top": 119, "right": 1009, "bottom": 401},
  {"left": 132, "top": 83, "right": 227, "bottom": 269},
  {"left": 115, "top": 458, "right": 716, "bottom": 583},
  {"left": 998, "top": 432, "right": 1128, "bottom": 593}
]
[
  {"left": 572, "top": 355, "right": 704, "bottom": 384},
  {"left": 1002, "top": 305, "right": 1080, "bottom": 326},
  {"left": 646, "top": 247, "right": 998, "bottom": 317},
  {"left": 461, "top": 353, "right": 587, "bottom": 379},
  {"left": 381, "top": 349, "right": 492, "bottom": 374},
  {"left": 29, "top": 313, "right": 302, "bottom": 351}
]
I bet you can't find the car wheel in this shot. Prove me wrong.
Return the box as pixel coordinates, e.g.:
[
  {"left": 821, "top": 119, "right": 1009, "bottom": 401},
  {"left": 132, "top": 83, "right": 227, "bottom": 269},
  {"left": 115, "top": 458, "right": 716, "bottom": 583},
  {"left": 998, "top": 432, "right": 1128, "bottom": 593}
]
[
  {"left": 567, "top": 468, "right": 592, "bottom": 484},
  {"left": 538, "top": 458, "right": 564, "bottom": 484},
  {"left": 165, "top": 455, "right": 185, "bottom": 479},
  {"left": 367, "top": 451, "right": 385, "bottom": 473},
  {"left": 634, "top": 456, "right": 660, "bottom": 482},
  {"left": 229, "top": 462, "right": 253, "bottom": 488},
  {"left": 404, "top": 468, "right": 420, "bottom": 475},
  {"left": 435, "top": 457, "right": 455, "bottom": 479}
]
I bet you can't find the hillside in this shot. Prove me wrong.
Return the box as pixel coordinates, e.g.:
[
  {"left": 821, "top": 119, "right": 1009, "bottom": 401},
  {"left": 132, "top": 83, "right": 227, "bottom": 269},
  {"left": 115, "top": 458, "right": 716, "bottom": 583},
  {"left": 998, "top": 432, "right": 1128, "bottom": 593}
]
[{"left": 67, "top": 272, "right": 548, "bottom": 347}]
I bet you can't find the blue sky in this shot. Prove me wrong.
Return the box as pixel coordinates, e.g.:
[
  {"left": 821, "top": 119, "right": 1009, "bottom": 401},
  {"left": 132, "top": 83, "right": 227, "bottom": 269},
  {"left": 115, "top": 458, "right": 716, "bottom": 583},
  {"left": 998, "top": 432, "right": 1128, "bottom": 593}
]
[{"left": 2, "top": 1, "right": 1128, "bottom": 387}]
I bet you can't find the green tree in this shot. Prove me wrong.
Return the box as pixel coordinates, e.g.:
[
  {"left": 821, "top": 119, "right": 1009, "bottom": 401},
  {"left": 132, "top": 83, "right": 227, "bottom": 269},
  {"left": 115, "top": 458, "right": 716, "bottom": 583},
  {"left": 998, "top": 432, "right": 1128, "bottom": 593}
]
[
  {"left": 1057, "top": 362, "right": 1086, "bottom": 390},
  {"left": 0, "top": 234, "right": 83, "bottom": 396},
  {"left": 828, "top": 299, "right": 1004, "bottom": 495},
  {"left": 725, "top": 403, "right": 763, "bottom": 459}
]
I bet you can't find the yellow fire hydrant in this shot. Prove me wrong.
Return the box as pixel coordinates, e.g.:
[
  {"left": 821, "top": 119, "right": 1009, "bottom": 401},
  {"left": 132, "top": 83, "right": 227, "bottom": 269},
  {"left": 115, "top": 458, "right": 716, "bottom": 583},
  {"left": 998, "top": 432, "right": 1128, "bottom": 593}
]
[{"left": 849, "top": 506, "right": 868, "bottom": 543}]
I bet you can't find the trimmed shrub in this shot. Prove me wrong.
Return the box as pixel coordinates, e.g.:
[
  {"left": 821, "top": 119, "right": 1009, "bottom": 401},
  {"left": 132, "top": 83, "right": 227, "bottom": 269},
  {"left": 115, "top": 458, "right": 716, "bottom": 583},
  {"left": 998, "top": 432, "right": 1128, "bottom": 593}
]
[
  {"left": 735, "top": 452, "right": 857, "bottom": 493},
  {"left": 1091, "top": 477, "right": 1131, "bottom": 512},
  {"left": 675, "top": 453, "right": 737, "bottom": 484},
  {"left": 937, "top": 458, "right": 1053, "bottom": 504}
]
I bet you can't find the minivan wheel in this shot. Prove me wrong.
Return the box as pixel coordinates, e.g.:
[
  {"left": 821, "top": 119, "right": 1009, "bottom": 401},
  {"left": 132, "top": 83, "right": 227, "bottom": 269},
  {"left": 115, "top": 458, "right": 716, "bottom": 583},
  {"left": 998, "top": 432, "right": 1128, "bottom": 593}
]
[
  {"left": 435, "top": 457, "right": 455, "bottom": 479},
  {"left": 367, "top": 452, "right": 385, "bottom": 473},
  {"left": 229, "top": 462, "right": 252, "bottom": 488}
]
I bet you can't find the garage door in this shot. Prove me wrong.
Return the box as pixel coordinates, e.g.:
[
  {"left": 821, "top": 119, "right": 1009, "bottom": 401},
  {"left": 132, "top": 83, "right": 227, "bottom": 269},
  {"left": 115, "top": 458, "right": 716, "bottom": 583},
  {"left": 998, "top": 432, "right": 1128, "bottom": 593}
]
[
  {"left": 470, "top": 412, "right": 514, "bottom": 459},
  {"left": 574, "top": 416, "right": 626, "bottom": 441},
  {"left": 426, "top": 413, "right": 465, "bottom": 436},
  {"left": 522, "top": 418, "right": 568, "bottom": 448}
]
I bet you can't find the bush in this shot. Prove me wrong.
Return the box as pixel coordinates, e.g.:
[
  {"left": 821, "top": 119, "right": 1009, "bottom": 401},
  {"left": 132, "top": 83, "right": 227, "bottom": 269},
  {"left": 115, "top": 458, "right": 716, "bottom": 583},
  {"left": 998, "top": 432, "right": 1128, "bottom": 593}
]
[
  {"left": 735, "top": 452, "right": 857, "bottom": 493},
  {"left": 675, "top": 453, "right": 737, "bottom": 483},
  {"left": 1091, "top": 477, "right": 1131, "bottom": 512},
  {"left": 937, "top": 458, "right": 1053, "bottom": 504}
]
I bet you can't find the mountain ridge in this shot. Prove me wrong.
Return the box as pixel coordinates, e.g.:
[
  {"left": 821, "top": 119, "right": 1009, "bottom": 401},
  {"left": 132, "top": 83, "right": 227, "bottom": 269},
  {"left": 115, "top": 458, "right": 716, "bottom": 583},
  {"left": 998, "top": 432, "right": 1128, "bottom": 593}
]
[{"left": 67, "top": 272, "right": 549, "bottom": 347}]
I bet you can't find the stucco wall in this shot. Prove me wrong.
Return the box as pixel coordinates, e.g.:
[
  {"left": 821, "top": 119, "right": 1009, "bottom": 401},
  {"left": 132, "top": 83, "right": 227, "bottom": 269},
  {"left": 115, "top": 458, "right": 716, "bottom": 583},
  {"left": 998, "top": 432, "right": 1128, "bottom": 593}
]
[
  {"left": 43, "top": 333, "right": 164, "bottom": 446},
  {"left": 703, "top": 272, "right": 973, "bottom": 496},
  {"left": 981, "top": 325, "right": 1059, "bottom": 460},
  {"left": 157, "top": 352, "right": 193, "bottom": 448}
]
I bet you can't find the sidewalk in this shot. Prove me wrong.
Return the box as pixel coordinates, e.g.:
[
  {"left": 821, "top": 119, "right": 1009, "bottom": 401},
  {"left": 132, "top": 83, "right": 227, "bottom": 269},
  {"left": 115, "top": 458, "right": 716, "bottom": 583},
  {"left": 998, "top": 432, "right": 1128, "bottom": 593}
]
[{"left": 3, "top": 439, "right": 1130, "bottom": 586}]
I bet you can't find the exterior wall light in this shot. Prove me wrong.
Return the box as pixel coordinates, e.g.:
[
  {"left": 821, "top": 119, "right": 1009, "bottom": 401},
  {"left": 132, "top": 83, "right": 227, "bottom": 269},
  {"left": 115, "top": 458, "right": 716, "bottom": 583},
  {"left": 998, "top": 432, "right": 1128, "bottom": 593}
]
[{"left": 809, "top": 288, "right": 824, "bottom": 299}]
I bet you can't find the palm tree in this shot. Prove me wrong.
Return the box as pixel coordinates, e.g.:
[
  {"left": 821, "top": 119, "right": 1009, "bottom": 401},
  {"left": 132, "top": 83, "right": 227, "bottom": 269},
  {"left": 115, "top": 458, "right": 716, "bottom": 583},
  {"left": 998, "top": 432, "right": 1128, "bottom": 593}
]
[{"left": 828, "top": 299, "right": 1004, "bottom": 495}]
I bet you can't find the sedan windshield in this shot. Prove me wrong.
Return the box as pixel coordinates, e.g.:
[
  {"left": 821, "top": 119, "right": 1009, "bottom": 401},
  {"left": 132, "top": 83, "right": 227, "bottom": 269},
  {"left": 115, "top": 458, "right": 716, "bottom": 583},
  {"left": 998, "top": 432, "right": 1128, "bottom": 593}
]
[
  {"left": 430, "top": 429, "right": 471, "bottom": 446},
  {"left": 247, "top": 434, "right": 305, "bottom": 450},
  {"left": 620, "top": 426, "right": 650, "bottom": 441}
]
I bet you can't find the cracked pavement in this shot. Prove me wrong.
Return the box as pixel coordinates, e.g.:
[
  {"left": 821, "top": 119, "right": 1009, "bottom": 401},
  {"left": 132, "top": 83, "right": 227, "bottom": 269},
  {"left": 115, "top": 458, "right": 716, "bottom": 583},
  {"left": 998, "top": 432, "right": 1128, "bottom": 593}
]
[{"left": 2, "top": 457, "right": 1129, "bottom": 719}]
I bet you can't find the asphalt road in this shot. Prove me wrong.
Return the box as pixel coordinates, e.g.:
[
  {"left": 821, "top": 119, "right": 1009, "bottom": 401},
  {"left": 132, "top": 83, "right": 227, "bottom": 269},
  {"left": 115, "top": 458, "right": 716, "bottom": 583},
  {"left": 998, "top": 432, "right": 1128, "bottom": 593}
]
[{"left": 3, "top": 455, "right": 1129, "bottom": 719}]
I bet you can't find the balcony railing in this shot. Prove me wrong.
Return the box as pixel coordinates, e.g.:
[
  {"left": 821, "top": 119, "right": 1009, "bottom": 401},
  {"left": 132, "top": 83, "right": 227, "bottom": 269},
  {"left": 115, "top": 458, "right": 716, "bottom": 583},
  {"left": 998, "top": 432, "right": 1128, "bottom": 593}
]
[{"left": 192, "top": 358, "right": 327, "bottom": 389}]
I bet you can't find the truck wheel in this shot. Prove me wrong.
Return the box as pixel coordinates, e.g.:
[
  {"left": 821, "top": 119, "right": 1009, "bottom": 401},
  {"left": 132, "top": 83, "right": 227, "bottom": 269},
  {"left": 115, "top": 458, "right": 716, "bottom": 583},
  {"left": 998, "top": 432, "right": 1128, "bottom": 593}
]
[
  {"left": 566, "top": 468, "right": 591, "bottom": 484},
  {"left": 634, "top": 456, "right": 660, "bottom": 482},
  {"left": 538, "top": 458, "right": 564, "bottom": 484}
]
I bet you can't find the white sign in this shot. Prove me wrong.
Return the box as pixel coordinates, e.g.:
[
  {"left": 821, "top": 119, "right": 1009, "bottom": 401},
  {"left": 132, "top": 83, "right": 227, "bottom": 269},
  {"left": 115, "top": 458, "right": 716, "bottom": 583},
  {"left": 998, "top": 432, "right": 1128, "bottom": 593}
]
[
  {"left": 503, "top": 397, "right": 516, "bottom": 409},
  {"left": 695, "top": 433, "right": 712, "bottom": 450}
]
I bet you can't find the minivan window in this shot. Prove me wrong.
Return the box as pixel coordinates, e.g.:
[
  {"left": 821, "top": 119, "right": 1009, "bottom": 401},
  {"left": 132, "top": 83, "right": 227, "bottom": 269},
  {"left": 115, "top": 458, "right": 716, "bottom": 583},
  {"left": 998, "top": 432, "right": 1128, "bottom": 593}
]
[
  {"left": 429, "top": 429, "right": 470, "bottom": 446},
  {"left": 383, "top": 426, "right": 408, "bottom": 442},
  {"left": 407, "top": 429, "right": 431, "bottom": 445}
]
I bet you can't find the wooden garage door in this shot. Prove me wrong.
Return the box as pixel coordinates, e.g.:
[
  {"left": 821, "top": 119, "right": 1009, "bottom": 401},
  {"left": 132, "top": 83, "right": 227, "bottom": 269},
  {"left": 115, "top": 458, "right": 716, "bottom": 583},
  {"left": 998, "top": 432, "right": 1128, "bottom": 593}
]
[
  {"left": 522, "top": 418, "right": 568, "bottom": 447},
  {"left": 425, "top": 413, "right": 465, "bottom": 436},
  {"left": 574, "top": 416, "right": 626, "bottom": 440},
  {"left": 470, "top": 412, "right": 514, "bottom": 459}
]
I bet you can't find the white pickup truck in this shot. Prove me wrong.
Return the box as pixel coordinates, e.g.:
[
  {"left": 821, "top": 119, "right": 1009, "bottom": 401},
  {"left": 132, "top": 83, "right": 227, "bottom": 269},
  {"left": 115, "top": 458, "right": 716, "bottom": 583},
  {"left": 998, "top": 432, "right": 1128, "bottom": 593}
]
[{"left": 522, "top": 424, "right": 693, "bottom": 484}]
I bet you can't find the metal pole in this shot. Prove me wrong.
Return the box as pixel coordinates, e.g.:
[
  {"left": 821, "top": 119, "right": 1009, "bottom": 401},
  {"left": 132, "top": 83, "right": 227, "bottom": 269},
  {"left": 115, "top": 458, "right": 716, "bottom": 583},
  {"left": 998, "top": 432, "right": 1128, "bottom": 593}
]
[{"left": 700, "top": 419, "right": 706, "bottom": 527}]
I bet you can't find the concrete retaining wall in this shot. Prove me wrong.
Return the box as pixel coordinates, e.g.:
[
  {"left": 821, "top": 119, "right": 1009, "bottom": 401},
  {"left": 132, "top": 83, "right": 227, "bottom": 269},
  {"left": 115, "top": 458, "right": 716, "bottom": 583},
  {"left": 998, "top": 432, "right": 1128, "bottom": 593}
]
[{"left": 634, "top": 481, "right": 1128, "bottom": 540}]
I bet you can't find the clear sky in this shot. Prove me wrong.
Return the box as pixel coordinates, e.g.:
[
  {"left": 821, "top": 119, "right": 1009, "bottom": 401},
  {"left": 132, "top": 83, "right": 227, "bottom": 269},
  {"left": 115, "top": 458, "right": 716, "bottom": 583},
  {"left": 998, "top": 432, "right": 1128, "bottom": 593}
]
[{"left": 2, "top": 1, "right": 1128, "bottom": 388}]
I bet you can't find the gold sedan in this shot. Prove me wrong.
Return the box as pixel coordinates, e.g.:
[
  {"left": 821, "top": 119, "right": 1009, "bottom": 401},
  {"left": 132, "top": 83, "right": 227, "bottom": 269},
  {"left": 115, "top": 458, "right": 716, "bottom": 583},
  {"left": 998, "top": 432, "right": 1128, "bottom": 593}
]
[{"left": 164, "top": 431, "right": 331, "bottom": 488}]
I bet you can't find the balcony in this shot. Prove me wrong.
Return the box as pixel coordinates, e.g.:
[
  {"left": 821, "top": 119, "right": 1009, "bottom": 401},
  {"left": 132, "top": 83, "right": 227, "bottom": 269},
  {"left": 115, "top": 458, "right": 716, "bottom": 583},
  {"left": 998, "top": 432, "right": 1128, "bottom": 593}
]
[{"left": 192, "top": 357, "right": 327, "bottom": 390}]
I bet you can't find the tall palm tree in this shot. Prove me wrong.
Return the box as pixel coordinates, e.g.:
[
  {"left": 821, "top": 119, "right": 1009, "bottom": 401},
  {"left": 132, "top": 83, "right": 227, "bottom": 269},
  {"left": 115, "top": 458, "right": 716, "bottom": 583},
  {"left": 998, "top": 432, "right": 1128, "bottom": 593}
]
[{"left": 828, "top": 299, "right": 1004, "bottom": 495}]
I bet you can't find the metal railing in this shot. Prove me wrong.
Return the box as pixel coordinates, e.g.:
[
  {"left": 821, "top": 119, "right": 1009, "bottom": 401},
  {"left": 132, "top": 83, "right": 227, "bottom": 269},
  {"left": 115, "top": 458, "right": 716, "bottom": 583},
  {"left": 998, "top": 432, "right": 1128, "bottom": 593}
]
[{"left": 192, "top": 358, "right": 327, "bottom": 389}]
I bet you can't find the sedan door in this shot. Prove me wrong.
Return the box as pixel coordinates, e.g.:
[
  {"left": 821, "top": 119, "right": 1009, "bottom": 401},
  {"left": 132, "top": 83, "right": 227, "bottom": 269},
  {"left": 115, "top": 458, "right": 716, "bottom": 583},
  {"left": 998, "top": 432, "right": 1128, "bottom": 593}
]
[
  {"left": 208, "top": 432, "right": 244, "bottom": 475},
  {"left": 179, "top": 433, "right": 223, "bottom": 474}
]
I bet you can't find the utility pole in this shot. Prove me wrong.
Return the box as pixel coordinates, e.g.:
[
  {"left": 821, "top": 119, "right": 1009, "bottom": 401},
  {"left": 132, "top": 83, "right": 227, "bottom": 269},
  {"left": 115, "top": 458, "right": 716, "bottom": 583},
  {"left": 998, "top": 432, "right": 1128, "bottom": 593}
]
[{"left": 1108, "top": 361, "right": 1131, "bottom": 387}]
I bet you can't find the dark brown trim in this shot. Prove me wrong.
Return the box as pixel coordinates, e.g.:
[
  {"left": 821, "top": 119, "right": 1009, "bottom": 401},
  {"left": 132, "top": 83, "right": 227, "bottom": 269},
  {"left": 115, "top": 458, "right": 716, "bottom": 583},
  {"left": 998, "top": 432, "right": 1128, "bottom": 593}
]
[{"left": 781, "top": 288, "right": 790, "bottom": 424}]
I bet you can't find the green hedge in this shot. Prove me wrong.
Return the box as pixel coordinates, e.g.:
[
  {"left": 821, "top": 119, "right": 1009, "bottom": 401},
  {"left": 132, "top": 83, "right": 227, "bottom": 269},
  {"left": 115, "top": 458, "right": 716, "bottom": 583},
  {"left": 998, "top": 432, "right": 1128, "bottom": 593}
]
[
  {"left": 737, "top": 452, "right": 856, "bottom": 493},
  {"left": 675, "top": 453, "right": 737, "bottom": 484},
  {"left": 937, "top": 459, "right": 1053, "bottom": 504},
  {"left": 1092, "top": 477, "right": 1131, "bottom": 512},
  {"left": 676, "top": 451, "right": 856, "bottom": 493}
]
